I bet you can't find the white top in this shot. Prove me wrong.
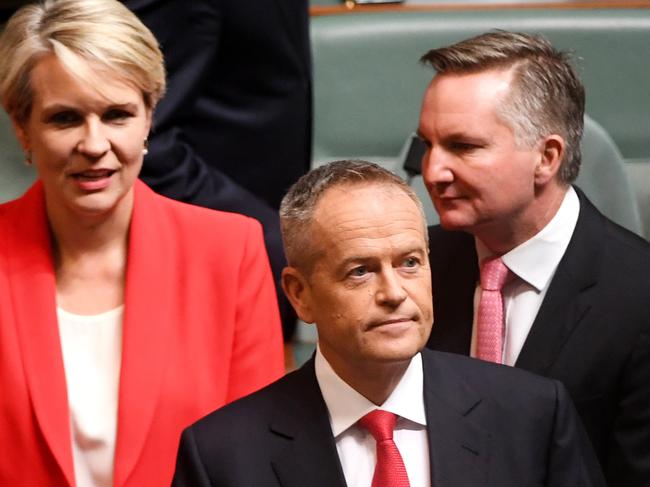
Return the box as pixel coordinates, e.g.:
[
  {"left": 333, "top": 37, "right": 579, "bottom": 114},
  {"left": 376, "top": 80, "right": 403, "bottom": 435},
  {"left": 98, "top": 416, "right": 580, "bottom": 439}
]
[
  {"left": 471, "top": 187, "right": 580, "bottom": 365},
  {"left": 57, "top": 306, "right": 124, "bottom": 487},
  {"left": 315, "top": 346, "right": 430, "bottom": 487}
]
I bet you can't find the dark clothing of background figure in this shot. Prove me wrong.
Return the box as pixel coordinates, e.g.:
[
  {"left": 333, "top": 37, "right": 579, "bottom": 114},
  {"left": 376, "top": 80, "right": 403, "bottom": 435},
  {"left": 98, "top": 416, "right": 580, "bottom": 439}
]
[
  {"left": 172, "top": 349, "right": 606, "bottom": 487},
  {"left": 427, "top": 187, "right": 650, "bottom": 487},
  {"left": 123, "top": 0, "right": 313, "bottom": 339}
]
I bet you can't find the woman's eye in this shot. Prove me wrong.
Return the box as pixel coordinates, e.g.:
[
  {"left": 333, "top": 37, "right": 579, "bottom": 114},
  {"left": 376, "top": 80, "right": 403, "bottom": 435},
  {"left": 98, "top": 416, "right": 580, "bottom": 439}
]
[
  {"left": 48, "top": 111, "right": 80, "bottom": 125},
  {"left": 104, "top": 109, "right": 133, "bottom": 122}
]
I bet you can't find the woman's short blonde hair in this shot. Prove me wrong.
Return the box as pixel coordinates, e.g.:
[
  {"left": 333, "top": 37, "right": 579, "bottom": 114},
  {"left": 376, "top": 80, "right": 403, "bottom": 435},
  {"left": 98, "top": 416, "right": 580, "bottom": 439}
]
[{"left": 0, "top": 0, "right": 166, "bottom": 123}]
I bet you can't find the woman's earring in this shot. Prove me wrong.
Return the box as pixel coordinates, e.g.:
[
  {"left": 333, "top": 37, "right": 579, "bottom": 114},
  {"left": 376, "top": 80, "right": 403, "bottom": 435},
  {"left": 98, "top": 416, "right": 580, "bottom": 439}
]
[
  {"left": 24, "top": 151, "right": 32, "bottom": 166},
  {"left": 143, "top": 138, "right": 149, "bottom": 156}
]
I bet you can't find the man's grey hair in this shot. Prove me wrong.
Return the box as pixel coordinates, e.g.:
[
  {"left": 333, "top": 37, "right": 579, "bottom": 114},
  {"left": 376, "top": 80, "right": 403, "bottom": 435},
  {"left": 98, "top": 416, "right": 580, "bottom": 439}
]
[
  {"left": 279, "top": 160, "right": 427, "bottom": 274},
  {"left": 420, "top": 30, "right": 585, "bottom": 184}
]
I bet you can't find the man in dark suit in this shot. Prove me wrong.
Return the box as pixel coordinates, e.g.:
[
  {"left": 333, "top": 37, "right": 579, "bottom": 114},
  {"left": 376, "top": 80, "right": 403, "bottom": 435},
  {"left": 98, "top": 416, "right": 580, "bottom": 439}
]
[
  {"left": 123, "top": 0, "right": 312, "bottom": 339},
  {"left": 417, "top": 31, "right": 650, "bottom": 486},
  {"left": 172, "top": 160, "right": 604, "bottom": 487}
]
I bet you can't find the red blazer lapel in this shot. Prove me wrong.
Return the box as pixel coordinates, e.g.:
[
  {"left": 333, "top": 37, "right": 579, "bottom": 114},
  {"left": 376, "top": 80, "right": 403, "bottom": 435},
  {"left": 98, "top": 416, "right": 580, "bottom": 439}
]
[
  {"left": 113, "top": 181, "right": 175, "bottom": 486},
  {"left": 6, "top": 183, "right": 75, "bottom": 485}
]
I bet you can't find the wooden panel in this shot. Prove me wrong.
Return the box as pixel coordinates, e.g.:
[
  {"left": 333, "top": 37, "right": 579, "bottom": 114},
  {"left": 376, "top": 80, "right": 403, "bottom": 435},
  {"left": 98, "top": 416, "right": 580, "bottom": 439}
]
[{"left": 311, "top": 1, "right": 650, "bottom": 16}]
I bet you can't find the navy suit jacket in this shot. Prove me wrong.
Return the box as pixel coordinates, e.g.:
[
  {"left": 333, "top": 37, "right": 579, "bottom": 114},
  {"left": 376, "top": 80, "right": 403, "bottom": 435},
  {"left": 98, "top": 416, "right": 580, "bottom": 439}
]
[
  {"left": 124, "top": 0, "right": 311, "bottom": 211},
  {"left": 172, "top": 349, "right": 605, "bottom": 486},
  {"left": 427, "top": 187, "right": 650, "bottom": 486}
]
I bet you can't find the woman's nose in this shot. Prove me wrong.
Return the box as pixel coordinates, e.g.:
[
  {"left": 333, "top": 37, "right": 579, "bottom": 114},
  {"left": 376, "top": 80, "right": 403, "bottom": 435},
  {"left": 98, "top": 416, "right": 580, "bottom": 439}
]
[{"left": 76, "top": 119, "right": 110, "bottom": 158}]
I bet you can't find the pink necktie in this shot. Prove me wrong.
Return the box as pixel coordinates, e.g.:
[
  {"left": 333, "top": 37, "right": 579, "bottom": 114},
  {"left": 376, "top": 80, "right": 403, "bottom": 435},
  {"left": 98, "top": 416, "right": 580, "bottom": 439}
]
[
  {"left": 476, "top": 257, "right": 510, "bottom": 364},
  {"left": 359, "top": 410, "right": 411, "bottom": 487}
]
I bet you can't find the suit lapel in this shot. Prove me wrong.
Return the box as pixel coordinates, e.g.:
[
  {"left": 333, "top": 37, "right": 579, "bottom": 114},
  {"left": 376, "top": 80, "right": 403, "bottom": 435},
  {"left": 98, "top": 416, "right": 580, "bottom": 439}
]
[
  {"left": 269, "top": 359, "right": 348, "bottom": 487},
  {"left": 268, "top": 352, "right": 491, "bottom": 486},
  {"left": 516, "top": 188, "right": 601, "bottom": 374},
  {"left": 422, "top": 351, "right": 489, "bottom": 485},
  {"left": 6, "top": 183, "right": 75, "bottom": 485},
  {"left": 113, "top": 181, "right": 175, "bottom": 486}
]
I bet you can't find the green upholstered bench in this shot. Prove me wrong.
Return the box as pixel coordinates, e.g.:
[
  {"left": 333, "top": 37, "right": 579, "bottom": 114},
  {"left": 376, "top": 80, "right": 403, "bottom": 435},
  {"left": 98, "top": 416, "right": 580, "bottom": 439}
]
[{"left": 311, "top": 7, "right": 650, "bottom": 163}]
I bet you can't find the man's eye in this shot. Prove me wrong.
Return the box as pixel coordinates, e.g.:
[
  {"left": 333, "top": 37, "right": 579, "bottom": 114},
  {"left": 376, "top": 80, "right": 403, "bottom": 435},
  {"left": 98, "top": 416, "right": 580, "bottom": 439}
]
[
  {"left": 450, "top": 141, "right": 479, "bottom": 152},
  {"left": 48, "top": 111, "right": 80, "bottom": 125},
  {"left": 403, "top": 257, "right": 420, "bottom": 268},
  {"left": 349, "top": 266, "right": 368, "bottom": 277}
]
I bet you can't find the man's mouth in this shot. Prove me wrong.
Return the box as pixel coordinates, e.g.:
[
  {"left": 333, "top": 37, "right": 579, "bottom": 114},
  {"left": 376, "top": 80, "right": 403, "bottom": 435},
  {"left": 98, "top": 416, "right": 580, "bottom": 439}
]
[{"left": 369, "top": 317, "right": 414, "bottom": 329}]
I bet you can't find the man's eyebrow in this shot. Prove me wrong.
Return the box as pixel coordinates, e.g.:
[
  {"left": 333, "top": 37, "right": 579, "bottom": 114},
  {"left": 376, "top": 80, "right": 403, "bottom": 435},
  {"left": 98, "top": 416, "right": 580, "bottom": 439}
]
[
  {"left": 398, "top": 246, "right": 427, "bottom": 258},
  {"left": 338, "top": 246, "right": 426, "bottom": 266},
  {"left": 338, "top": 255, "right": 374, "bottom": 268}
]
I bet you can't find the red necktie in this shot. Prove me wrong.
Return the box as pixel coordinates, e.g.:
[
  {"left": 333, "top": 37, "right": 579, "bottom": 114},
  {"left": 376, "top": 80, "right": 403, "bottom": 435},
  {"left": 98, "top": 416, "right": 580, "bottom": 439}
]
[
  {"left": 359, "top": 410, "right": 411, "bottom": 487},
  {"left": 476, "top": 257, "right": 510, "bottom": 363}
]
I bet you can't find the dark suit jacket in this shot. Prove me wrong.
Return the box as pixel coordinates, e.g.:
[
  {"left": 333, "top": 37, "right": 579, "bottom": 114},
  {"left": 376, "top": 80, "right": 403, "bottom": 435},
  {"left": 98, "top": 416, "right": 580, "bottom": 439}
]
[
  {"left": 172, "top": 349, "right": 605, "bottom": 486},
  {"left": 124, "top": 0, "right": 311, "bottom": 210},
  {"left": 123, "top": 0, "right": 312, "bottom": 337},
  {"left": 427, "top": 187, "right": 650, "bottom": 486}
]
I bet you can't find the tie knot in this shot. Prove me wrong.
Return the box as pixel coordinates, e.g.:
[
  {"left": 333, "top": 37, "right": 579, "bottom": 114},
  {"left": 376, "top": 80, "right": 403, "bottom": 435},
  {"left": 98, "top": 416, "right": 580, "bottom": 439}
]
[
  {"left": 359, "top": 410, "right": 397, "bottom": 442},
  {"left": 480, "top": 257, "right": 509, "bottom": 291}
]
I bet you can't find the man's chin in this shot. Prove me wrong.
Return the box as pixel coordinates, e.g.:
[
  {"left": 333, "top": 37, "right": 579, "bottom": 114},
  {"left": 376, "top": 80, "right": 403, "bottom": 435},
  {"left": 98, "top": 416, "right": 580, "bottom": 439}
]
[
  {"left": 437, "top": 213, "right": 474, "bottom": 232},
  {"left": 369, "top": 336, "right": 426, "bottom": 363}
]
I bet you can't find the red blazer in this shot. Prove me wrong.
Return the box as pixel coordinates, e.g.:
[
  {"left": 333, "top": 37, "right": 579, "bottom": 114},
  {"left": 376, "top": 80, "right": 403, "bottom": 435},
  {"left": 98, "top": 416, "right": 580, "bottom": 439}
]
[{"left": 0, "top": 180, "right": 284, "bottom": 486}]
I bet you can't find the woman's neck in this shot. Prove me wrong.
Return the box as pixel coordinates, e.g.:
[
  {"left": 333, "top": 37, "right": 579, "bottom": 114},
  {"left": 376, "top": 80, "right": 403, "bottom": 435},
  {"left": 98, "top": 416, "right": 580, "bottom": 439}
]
[
  {"left": 47, "top": 192, "right": 133, "bottom": 314},
  {"left": 46, "top": 191, "right": 133, "bottom": 260}
]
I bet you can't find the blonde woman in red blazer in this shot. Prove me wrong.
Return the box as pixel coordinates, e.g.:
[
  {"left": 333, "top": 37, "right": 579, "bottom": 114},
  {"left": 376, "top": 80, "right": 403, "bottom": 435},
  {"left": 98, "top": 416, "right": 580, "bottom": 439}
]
[{"left": 0, "top": 1, "right": 284, "bottom": 485}]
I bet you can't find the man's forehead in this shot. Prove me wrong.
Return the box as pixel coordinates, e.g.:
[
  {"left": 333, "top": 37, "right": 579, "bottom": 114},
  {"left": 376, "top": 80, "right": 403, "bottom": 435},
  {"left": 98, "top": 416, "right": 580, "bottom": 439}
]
[
  {"left": 314, "top": 183, "right": 419, "bottom": 225},
  {"left": 312, "top": 184, "right": 426, "bottom": 250},
  {"left": 419, "top": 72, "right": 516, "bottom": 137},
  {"left": 423, "top": 69, "right": 513, "bottom": 111}
]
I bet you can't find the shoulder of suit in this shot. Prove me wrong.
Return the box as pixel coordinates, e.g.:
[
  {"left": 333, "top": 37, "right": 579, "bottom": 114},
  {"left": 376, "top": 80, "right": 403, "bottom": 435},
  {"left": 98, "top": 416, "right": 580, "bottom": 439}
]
[
  {"left": 421, "top": 349, "right": 560, "bottom": 398},
  {"left": 575, "top": 186, "right": 650, "bottom": 259},
  {"left": 187, "top": 366, "right": 307, "bottom": 433},
  {"left": 601, "top": 217, "right": 650, "bottom": 263}
]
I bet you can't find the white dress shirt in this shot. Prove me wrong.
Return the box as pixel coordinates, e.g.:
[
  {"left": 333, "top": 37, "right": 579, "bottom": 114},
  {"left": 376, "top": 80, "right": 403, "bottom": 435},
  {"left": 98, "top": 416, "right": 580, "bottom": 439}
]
[
  {"left": 58, "top": 306, "right": 123, "bottom": 487},
  {"left": 471, "top": 187, "right": 580, "bottom": 365},
  {"left": 315, "top": 346, "right": 430, "bottom": 487}
]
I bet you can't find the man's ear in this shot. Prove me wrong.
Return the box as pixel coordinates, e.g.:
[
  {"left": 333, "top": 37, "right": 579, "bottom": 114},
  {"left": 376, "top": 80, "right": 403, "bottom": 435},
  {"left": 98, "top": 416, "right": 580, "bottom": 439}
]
[
  {"left": 534, "top": 134, "right": 565, "bottom": 186},
  {"left": 281, "top": 266, "right": 316, "bottom": 324}
]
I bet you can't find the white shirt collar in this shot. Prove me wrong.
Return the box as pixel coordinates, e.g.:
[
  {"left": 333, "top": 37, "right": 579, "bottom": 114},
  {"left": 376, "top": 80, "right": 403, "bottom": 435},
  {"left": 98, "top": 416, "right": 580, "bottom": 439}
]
[
  {"left": 315, "top": 345, "right": 426, "bottom": 437},
  {"left": 476, "top": 186, "right": 580, "bottom": 291}
]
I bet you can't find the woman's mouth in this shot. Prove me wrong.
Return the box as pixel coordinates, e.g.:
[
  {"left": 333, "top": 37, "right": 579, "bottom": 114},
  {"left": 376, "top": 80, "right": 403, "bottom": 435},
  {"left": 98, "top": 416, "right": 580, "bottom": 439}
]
[{"left": 71, "top": 169, "right": 116, "bottom": 191}]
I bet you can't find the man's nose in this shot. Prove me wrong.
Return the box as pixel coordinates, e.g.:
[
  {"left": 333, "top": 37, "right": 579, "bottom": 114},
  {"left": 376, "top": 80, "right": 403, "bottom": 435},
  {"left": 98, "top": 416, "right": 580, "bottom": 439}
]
[
  {"left": 376, "top": 268, "right": 408, "bottom": 306},
  {"left": 422, "top": 146, "right": 454, "bottom": 186}
]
